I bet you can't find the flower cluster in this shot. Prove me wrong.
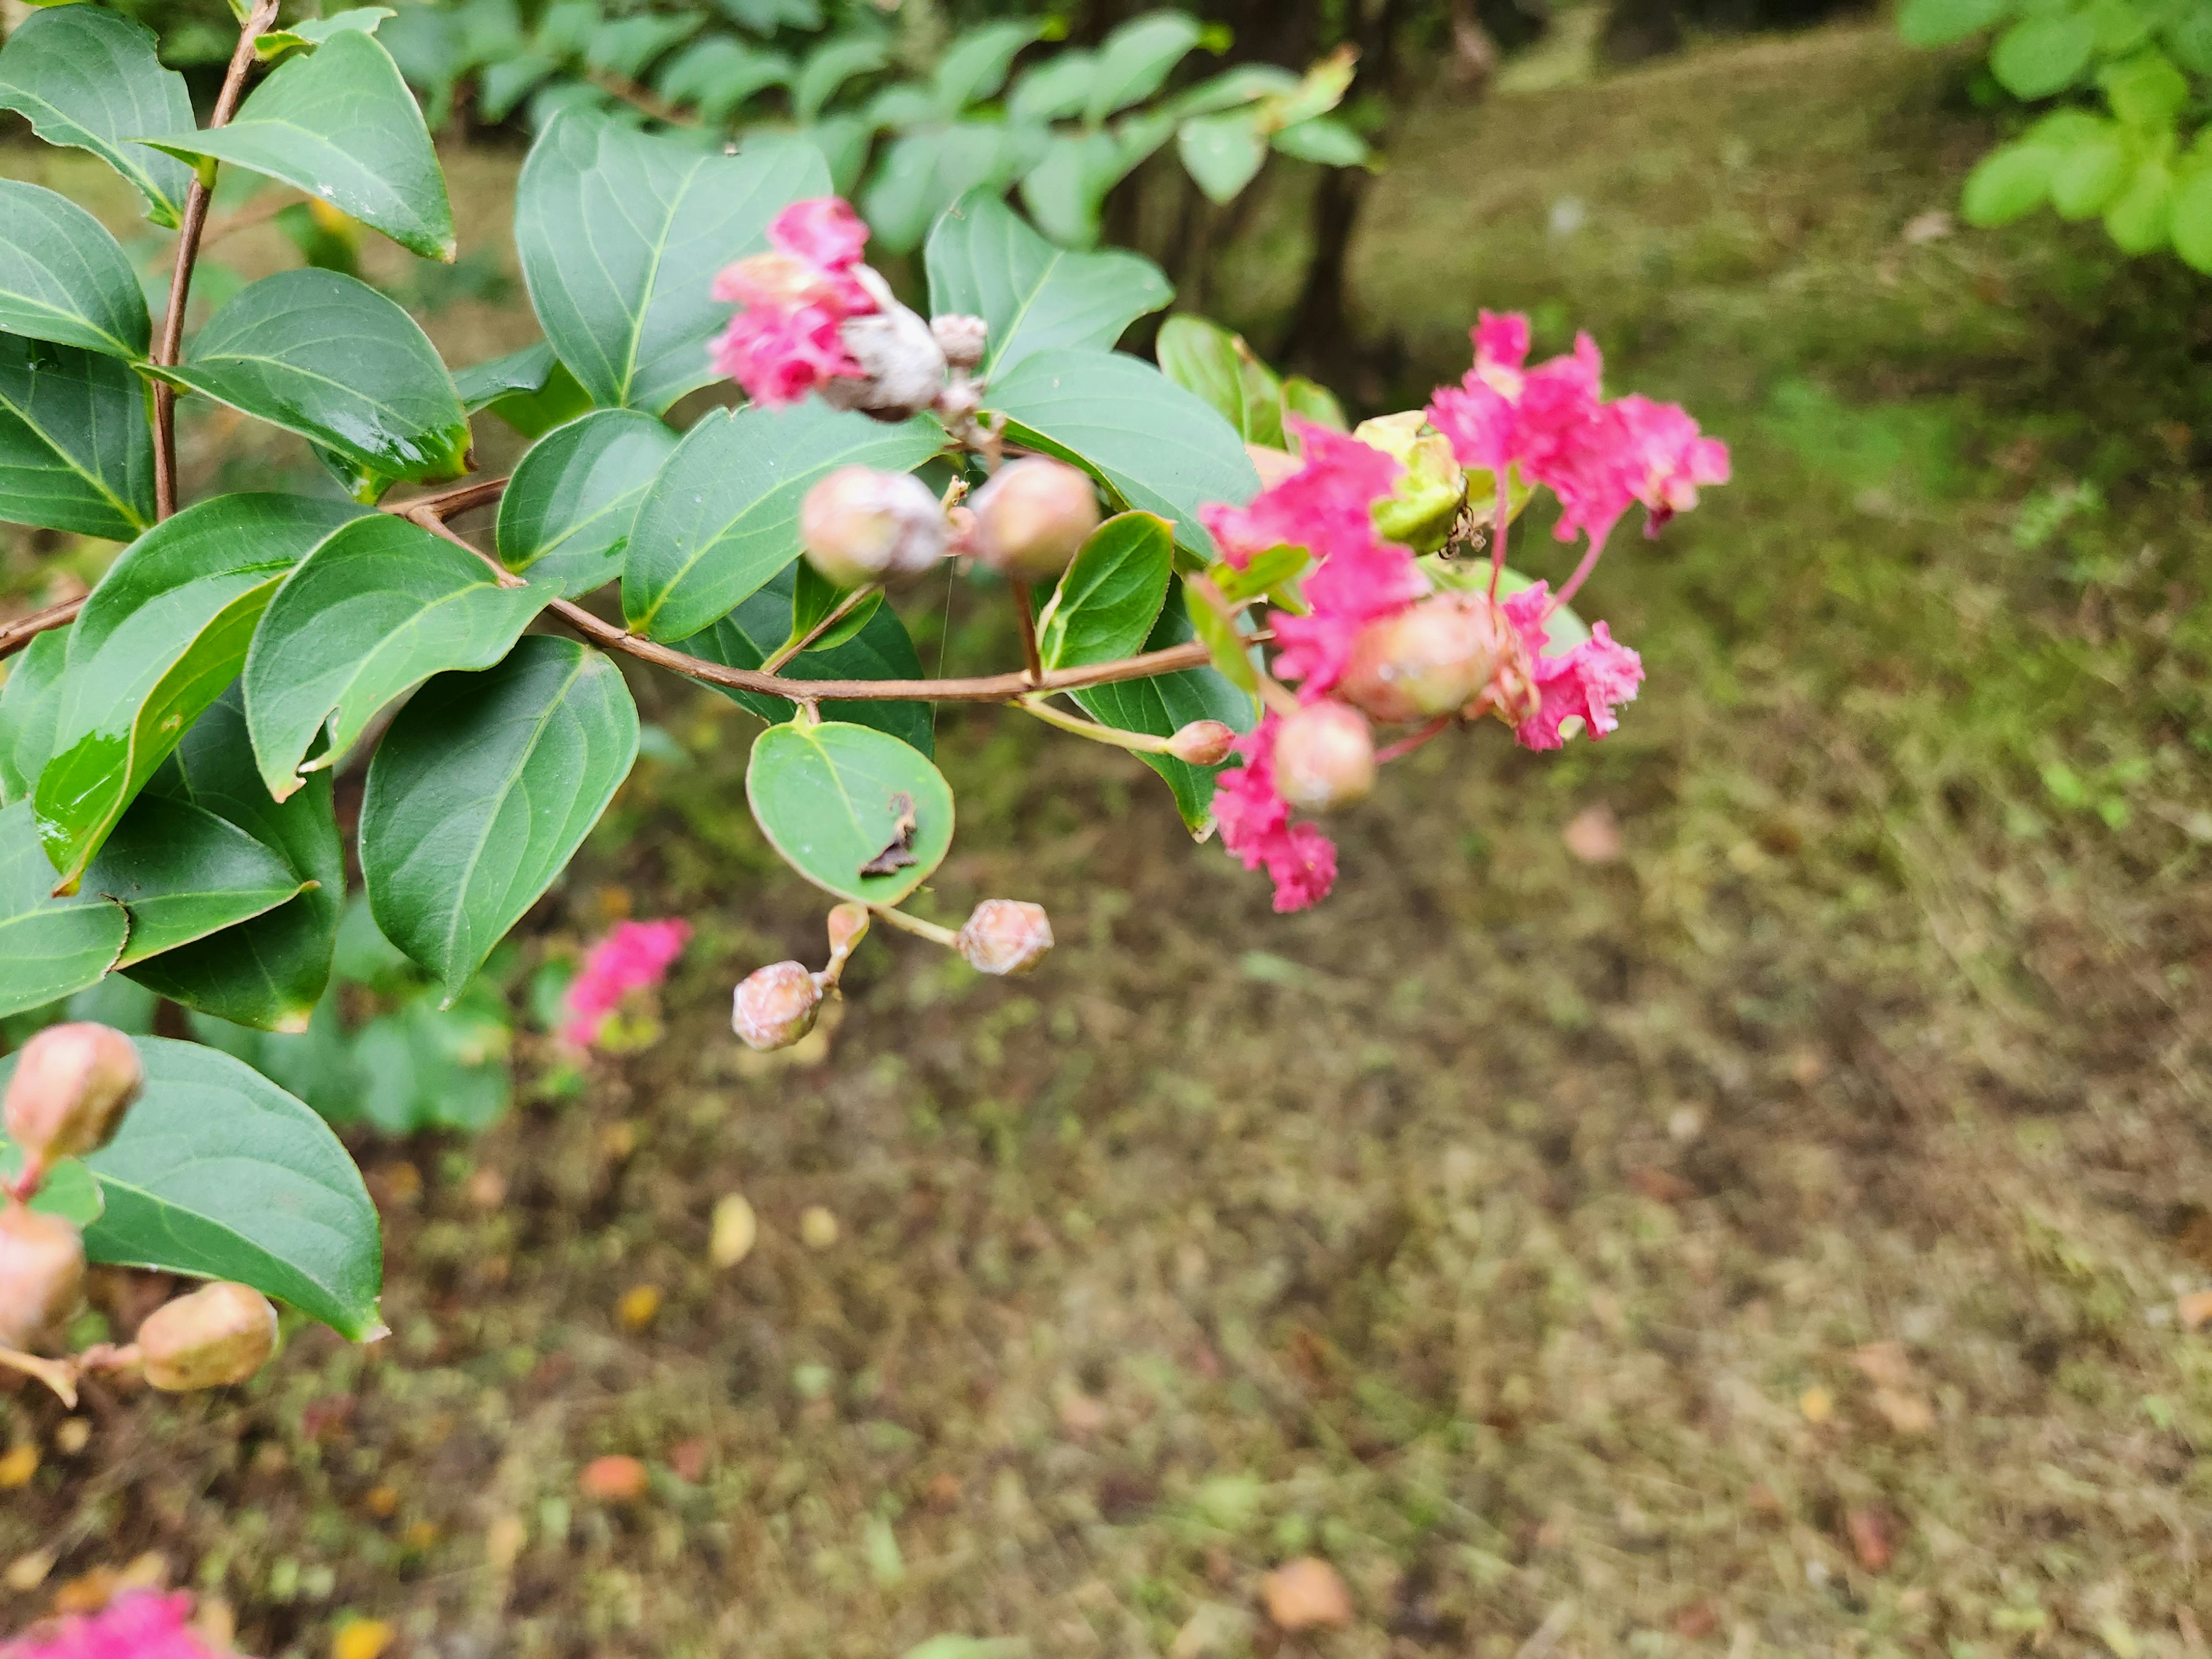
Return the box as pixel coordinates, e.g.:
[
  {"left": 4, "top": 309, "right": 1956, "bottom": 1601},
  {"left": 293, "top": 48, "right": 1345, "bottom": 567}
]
[
  {"left": 562, "top": 919, "right": 693, "bottom": 1049},
  {"left": 1195, "top": 312, "right": 1724, "bottom": 912},
  {"left": 0, "top": 1593, "right": 225, "bottom": 1659},
  {"left": 710, "top": 200, "right": 877, "bottom": 408}
]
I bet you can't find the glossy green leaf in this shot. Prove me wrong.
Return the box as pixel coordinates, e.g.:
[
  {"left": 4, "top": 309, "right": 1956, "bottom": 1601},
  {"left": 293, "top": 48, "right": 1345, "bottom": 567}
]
[
  {"left": 0, "top": 335, "right": 154, "bottom": 540},
  {"left": 787, "top": 558, "right": 881, "bottom": 652},
  {"left": 85, "top": 794, "right": 308, "bottom": 969},
  {"left": 34, "top": 1035, "right": 384, "bottom": 1339},
  {"left": 985, "top": 348, "right": 1259, "bottom": 562},
  {"left": 1036, "top": 513, "right": 1173, "bottom": 671},
  {"left": 1178, "top": 112, "right": 1267, "bottom": 203},
  {"left": 1155, "top": 314, "right": 1291, "bottom": 446},
  {"left": 36, "top": 494, "right": 362, "bottom": 892},
  {"left": 244, "top": 514, "right": 550, "bottom": 801},
  {"left": 162, "top": 270, "right": 471, "bottom": 486},
  {"left": 514, "top": 109, "right": 831, "bottom": 413},
  {"left": 0, "top": 6, "right": 195, "bottom": 228},
  {"left": 126, "top": 684, "right": 344, "bottom": 1033},
  {"left": 1897, "top": 0, "right": 2012, "bottom": 46},
  {"left": 1085, "top": 12, "right": 1206, "bottom": 124},
  {"left": 924, "top": 190, "right": 1172, "bottom": 376},
  {"left": 1184, "top": 581, "right": 1258, "bottom": 692},
  {"left": 1991, "top": 13, "right": 2097, "bottom": 97},
  {"left": 497, "top": 408, "right": 675, "bottom": 597},
  {"left": 144, "top": 32, "right": 456, "bottom": 262},
  {"left": 0, "top": 183, "right": 150, "bottom": 359},
  {"left": 0, "top": 627, "right": 69, "bottom": 806},
  {"left": 746, "top": 718, "right": 953, "bottom": 904},
  {"left": 1073, "top": 599, "right": 1252, "bottom": 832},
  {"left": 624, "top": 400, "right": 941, "bottom": 642},
  {"left": 683, "top": 562, "right": 933, "bottom": 755},
  {"left": 0, "top": 800, "right": 127, "bottom": 1017},
  {"left": 0, "top": 1141, "right": 103, "bottom": 1228},
  {"left": 255, "top": 7, "right": 396, "bottom": 64},
  {"left": 1211, "top": 544, "right": 1309, "bottom": 605},
  {"left": 363, "top": 637, "right": 638, "bottom": 997},
  {"left": 457, "top": 343, "right": 594, "bottom": 439}
]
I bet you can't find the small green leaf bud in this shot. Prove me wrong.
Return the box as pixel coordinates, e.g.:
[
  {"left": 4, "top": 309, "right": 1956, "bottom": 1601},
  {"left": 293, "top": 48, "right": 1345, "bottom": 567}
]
[
  {"left": 800, "top": 466, "right": 949, "bottom": 589},
  {"left": 3, "top": 1021, "right": 143, "bottom": 1175},
  {"left": 731, "top": 961, "right": 824, "bottom": 1051},
  {"left": 1339, "top": 593, "right": 1509, "bottom": 724},
  {"left": 138, "top": 1280, "right": 278, "bottom": 1392},
  {"left": 1273, "top": 701, "right": 1376, "bottom": 812},
  {"left": 1166, "top": 719, "right": 1238, "bottom": 766},
  {"left": 0, "top": 1203, "right": 86, "bottom": 1350},
  {"left": 968, "top": 457, "right": 1101, "bottom": 582},
  {"left": 955, "top": 900, "right": 1054, "bottom": 976}
]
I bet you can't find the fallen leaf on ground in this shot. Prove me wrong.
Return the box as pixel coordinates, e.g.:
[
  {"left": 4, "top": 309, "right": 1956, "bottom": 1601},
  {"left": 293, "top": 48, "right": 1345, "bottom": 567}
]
[
  {"left": 579, "top": 1455, "right": 649, "bottom": 1502},
  {"left": 1262, "top": 1556, "right": 1353, "bottom": 1631}
]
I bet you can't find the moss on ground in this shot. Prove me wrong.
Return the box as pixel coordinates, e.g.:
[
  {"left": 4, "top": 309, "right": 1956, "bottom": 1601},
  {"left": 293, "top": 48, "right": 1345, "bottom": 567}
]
[{"left": 6, "top": 22, "right": 2212, "bottom": 1658}]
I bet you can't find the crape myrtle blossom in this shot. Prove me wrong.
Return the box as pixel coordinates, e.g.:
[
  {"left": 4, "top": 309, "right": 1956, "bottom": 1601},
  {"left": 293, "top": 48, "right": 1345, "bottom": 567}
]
[
  {"left": 1, "top": 1593, "right": 227, "bottom": 1659},
  {"left": 562, "top": 918, "right": 694, "bottom": 1048},
  {"left": 1213, "top": 715, "right": 1341, "bottom": 914},
  {"left": 1500, "top": 584, "right": 1646, "bottom": 751},
  {"left": 710, "top": 199, "right": 876, "bottom": 407}
]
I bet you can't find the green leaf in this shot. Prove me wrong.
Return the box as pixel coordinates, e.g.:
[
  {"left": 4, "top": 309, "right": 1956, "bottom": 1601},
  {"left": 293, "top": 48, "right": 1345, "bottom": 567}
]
[
  {"left": 455, "top": 342, "right": 594, "bottom": 438},
  {"left": 587, "top": 12, "right": 703, "bottom": 79},
  {"left": 243, "top": 514, "right": 551, "bottom": 801},
  {"left": 1154, "top": 314, "right": 1290, "bottom": 444},
  {"left": 125, "top": 684, "right": 342, "bottom": 1032},
  {"left": 1212, "top": 544, "right": 1308, "bottom": 605},
  {"left": 2099, "top": 50, "right": 2188, "bottom": 127},
  {"left": 496, "top": 408, "right": 675, "bottom": 597},
  {"left": 1009, "top": 51, "right": 1094, "bottom": 123},
  {"left": 161, "top": 270, "right": 471, "bottom": 486},
  {"left": 865, "top": 126, "right": 1052, "bottom": 256},
  {"left": 1270, "top": 116, "right": 1369, "bottom": 168},
  {"left": 1017, "top": 130, "right": 1127, "bottom": 246},
  {"left": 35, "top": 495, "right": 362, "bottom": 892},
  {"left": 1178, "top": 112, "right": 1267, "bottom": 202},
  {"left": 2170, "top": 165, "right": 2212, "bottom": 271},
  {"left": 794, "top": 33, "right": 889, "bottom": 120},
  {"left": 1073, "top": 598, "right": 1252, "bottom": 832},
  {"left": 1991, "top": 13, "right": 2097, "bottom": 97},
  {"left": 1171, "top": 64, "right": 1300, "bottom": 118},
  {"left": 22, "top": 1035, "right": 384, "bottom": 1339},
  {"left": 1282, "top": 376, "right": 1348, "bottom": 432},
  {"left": 934, "top": 20, "right": 1042, "bottom": 111},
  {"left": 0, "top": 626, "right": 69, "bottom": 806},
  {"left": 255, "top": 7, "right": 396, "bottom": 65},
  {"left": 745, "top": 718, "right": 953, "bottom": 904},
  {"left": 1036, "top": 512, "right": 1173, "bottom": 671},
  {"left": 1897, "top": 0, "right": 2012, "bottom": 45},
  {"left": 1184, "top": 579, "right": 1258, "bottom": 691},
  {"left": 2104, "top": 153, "right": 2174, "bottom": 252},
  {"left": 353, "top": 995, "right": 512, "bottom": 1134},
  {"left": 0, "top": 1141, "right": 103, "bottom": 1228},
  {"left": 514, "top": 109, "right": 831, "bottom": 413},
  {"left": 145, "top": 32, "right": 454, "bottom": 262},
  {"left": 1085, "top": 12, "right": 1205, "bottom": 124},
  {"left": 2049, "top": 122, "right": 2130, "bottom": 217},
  {"left": 85, "top": 795, "right": 308, "bottom": 969},
  {"left": 0, "top": 800, "right": 127, "bottom": 1017},
  {"left": 924, "top": 190, "right": 1172, "bottom": 376},
  {"left": 0, "top": 335, "right": 154, "bottom": 540},
  {"left": 0, "top": 6, "right": 195, "bottom": 228},
  {"left": 362, "top": 636, "right": 638, "bottom": 997},
  {"left": 624, "top": 400, "right": 942, "bottom": 642},
  {"left": 655, "top": 36, "right": 793, "bottom": 123},
  {"left": 683, "top": 562, "right": 933, "bottom": 755},
  {"left": 787, "top": 557, "right": 881, "bottom": 651},
  {"left": 1961, "top": 139, "right": 2057, "bottom": 225},
  {"left": 0, "top": 182, "right": 151, "bottom": 359},
  {"left": 985, "top": 348, "right": 1259, "bottom": 563}
]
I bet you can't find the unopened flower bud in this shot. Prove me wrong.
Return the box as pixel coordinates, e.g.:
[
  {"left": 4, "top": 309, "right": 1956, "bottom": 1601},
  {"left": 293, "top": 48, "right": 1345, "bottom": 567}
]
[
  {"left": 138, "top": 1281, "right": 278, "bottom": 1392},
  {"left": 732, "top": 961, "right": 823, "bottom": 1051},
  {"left": 968, "top": 457, "right": 1100, "bottom": 582},
  {"left": 1273, "top": 702, "right": 1376, "bottom": 812},
  {"left": 800, "top": 466, "right": 949, "bottom": 588},
  {"left": 1338, "top": 593, "right": 1510, "bottom": 724},
  {"left": 0, "top": 1204, "right": 86, "bottom": 1350},
  {"left": 4, "top": 1022, "right": 142, "bottom": 1173},
  {"left": 956, "top": 900, "right": 1054, "bottom": 976},
  {"left": 1166, "top": 719, "right": 1237, "bottom": 766},
  {"left": 826, "top": 902, "right": 870, "bottom": 959},
  {"left": 820, "top": 267, "right": 949, "bottom": 422},
  {"left": 931, "top": 313, "right": 989, "bottom": 372}
]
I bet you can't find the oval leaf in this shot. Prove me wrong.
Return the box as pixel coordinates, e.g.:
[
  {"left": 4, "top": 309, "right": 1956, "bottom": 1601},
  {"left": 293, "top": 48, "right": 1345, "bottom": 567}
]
[
  {"left": 144, "top": 31, "right": 456, "bottom": 262},
  {"left": 36, "top": 494, "right": 363, "bottom": 891},
  {"left": 244, "top": 514, "right": 551, "bottom": 801},
  {"left": 1073, "top": 600, "right": 1253, "bottom": 832},
  {"left": 0, "top": 625, "right": 70, "bottom": 806},
  {"left": 5, "top": 1035, "right": 385, "bottom": 1339},
  {"left": 514, "top": 109, "right": 831, "bottom": 413},
  {"left": 623, "top": 400, "right": 942, "bottom": 642},
  {"left": 0, "top": 181, "right": 151, "bottom": 359},
  {"left": 85, "top": 794, "right": 308, "bottom": 968},
  {"left": 362, "top": 636, "right": 639, "bottom": 997},
  {"left": 0, "top": 334, "right": 154, "bottom": 540},
  {"left": 496, "top": 408, "right": 676, "bottom": 597},
  {"left": 0, "top": 799, "right": 127, "bottom": 1017},
  {"left": 1036, "top": 511, "right": 1173, "bottom": 671},
  {"left": 0, "top": 6, "right": 195, "bottom": 229},
  {"left": 0, "top": 1141, "right": 103, "bottom": 1228},
  {"left": 162, "top": 270, "right": 471, "bottom": 487},
  {"left": 747, "top": 718, "right": 954, "bottom": 905}
]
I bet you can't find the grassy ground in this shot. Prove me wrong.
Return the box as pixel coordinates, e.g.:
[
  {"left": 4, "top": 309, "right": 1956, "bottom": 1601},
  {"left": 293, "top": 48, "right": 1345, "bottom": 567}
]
[{"left": 7, "top": 21, "right": 2212, "bottom": 1658}]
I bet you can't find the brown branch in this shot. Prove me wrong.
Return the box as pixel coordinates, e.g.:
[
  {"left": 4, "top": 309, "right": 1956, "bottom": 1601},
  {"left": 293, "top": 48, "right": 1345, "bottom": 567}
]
[
  {"left": 0, "top": 597, "right": 86, "bottom": 661},
  {"left": 151, "top": 0, "right": 282, "bottom": 521}
]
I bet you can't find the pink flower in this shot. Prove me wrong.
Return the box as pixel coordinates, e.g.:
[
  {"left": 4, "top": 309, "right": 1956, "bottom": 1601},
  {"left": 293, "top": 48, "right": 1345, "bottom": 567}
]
[
  {"left": 709, "top": 197, "right": 877, "bottom": 408},
  {"left": 1499, "top": 585, "right": 1645, "bottom": 751},
  {"left": 562, "top": 919, "right": 694, "bottom": 1048},
  {"left": 1, "top": 1593, "right": 226, "bottom": 1659},
  {"left": 1213, "top": 715, "right": 1339, "bottom": 913},
  {"left": 1613, "top": 393, "right": 1731, "bottom": 529}
]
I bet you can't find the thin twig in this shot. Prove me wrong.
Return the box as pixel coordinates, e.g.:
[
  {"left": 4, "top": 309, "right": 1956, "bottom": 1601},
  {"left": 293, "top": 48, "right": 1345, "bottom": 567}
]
[
  {"left": 151, "top": 0, "right": 281, "bottom": 521},
  {"left": 761, "top": 581, "right": 880, "bottom": 673},
  {"left": 868, "top": 904, "right": 961, "bottom": 948},
  {"left": 0, "top": 597, "right": 86, "bottom": 661},
  {"left": 1009, "top": 578, "right": 1043, "bottom": 685},
  {"left": 1016, "top": 694, "right": 1177, "bottom": 753},
  {"left": 1374, "top": 715, "right": 1452, "bottom": 766},
  {"left": 200, "top": 189, "right": 296, "bottom": 249}
]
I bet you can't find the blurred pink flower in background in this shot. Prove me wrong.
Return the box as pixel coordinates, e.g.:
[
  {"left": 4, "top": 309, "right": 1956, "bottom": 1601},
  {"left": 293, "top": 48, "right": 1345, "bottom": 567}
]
[
  {"left": 1, "top": 1594, "right": 226, "bottom": 1659},
  {"left": 710, "top": 198, "right": 876, "bottom": 407},
  {"left": 563, "top": 919, "right": 694, "bottom": 1048}
]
